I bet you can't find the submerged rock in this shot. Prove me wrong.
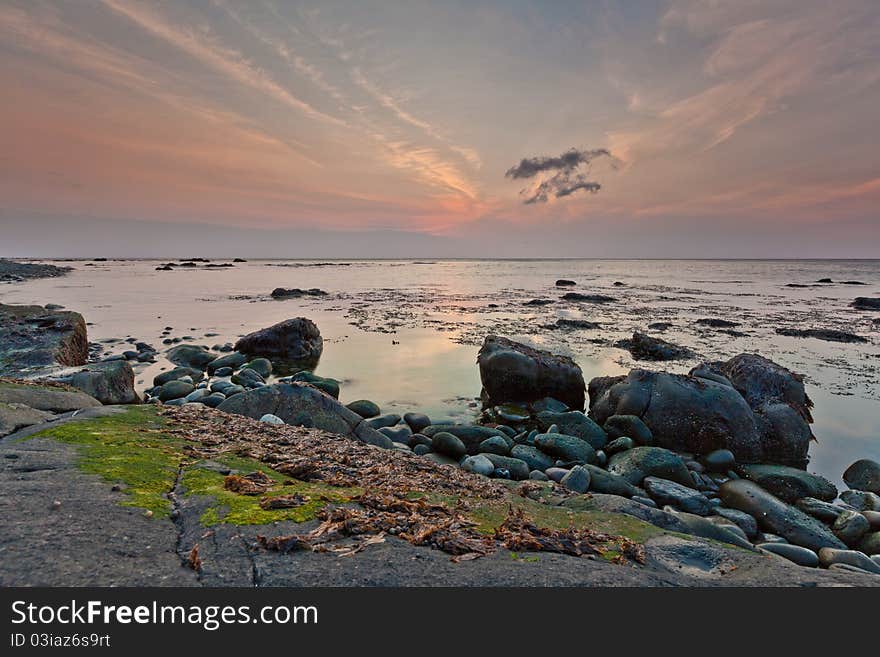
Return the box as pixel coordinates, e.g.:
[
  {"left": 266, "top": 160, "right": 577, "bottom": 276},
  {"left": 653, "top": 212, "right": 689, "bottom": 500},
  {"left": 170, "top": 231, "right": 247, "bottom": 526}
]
[
  {"left": 614, "top": 332, "right": 696, "bottom": 361},
  {"left": 775, "top": 328, "right": 867, "bottom": 344},
  {"left": 235, "top": 317, "right": 323, "bottom": 374},
  {"left": 478, "top": 335, "right": 585, "bottom": 410}
]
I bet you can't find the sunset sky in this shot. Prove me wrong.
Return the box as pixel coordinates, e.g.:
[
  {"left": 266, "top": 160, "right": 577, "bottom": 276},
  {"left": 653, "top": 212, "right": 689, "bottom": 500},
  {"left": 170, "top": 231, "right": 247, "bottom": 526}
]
[{"left": 1, "top": 0, "right": 878, "bottom": 257}]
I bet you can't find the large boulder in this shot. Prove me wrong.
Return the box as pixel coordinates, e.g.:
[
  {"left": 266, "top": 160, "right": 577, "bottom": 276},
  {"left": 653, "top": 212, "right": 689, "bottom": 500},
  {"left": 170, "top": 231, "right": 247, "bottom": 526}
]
[
  {"left": 478, "top": 335, "right": 585, "bottom": 410},
  {"left": 166, "top": 344, "right": 215, "bottom": 370},
  {"left": 607, "top": 446, "right": 693, "bottom": 487},
  {"left": 234, "top": 318, "right": 323, "bottom": 374},
  {"left": 589, "top": 354, "right": 814, "bottom": 466},
  {"left": 67, "top": 360, "right": 140, "bottom": 405},
  {"left": 217, "top": 382, "right": 390, "bottom": 448},
  {"left": 0, "top": 304, "right": 88, "bottom": 376}
]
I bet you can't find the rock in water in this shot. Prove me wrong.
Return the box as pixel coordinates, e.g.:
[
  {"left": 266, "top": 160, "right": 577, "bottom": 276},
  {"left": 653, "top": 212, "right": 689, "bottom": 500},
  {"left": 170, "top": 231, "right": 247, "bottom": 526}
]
[
  {"left": 851, "top": 297, "right": 880, "bottom": 310},
  {"left": 843, "top": 459, "right": 880, "bottom": 494},
  {"left": 614, "top": 332, "right": 696, "bottom": 361},
  {"left": 719, "top": 479, "right": 846, "bottom": 552},
  {"left": 0, "top": 304, "right": 88, "bottom": 375},
  {"left": 235, "top": 317, "right": 323, "bottom": 374},
  {"left": 478, "top": 335, "right": 585, "bottom": 410},
  {"left": 68, "top": 360, "right": 140, "bottom": 405},
  {"left": 737, "top": 464, "right": 837, "bottom": 503},
  {"left": 589, "top": 353, "right": 814, "bottom": 466}
]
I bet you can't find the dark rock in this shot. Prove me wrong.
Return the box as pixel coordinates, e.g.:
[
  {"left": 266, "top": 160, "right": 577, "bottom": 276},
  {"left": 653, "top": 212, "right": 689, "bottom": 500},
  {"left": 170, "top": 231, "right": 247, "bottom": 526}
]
[
  {"left": 644, "top": 477, "right": 712, "bottom": 515},
  {"left": 833, "top": 510, "right": 870, "bottom": 546},
  {"left": 364, "top": 413, "right": 402, "bottom": 429},
  {"left": 232, "top": 368, "right": 265, "bottom": 387},
  {"left": 702, "top": 449, "right": 736, "bottom": 472},
  {"left": 552, "top": 318, "right": 600, "bottom": 330},
  {"left": 234, "top": 317, "right": 323, "bottom": 373},
  {"left": 775, "top": 328, "right": 866, "bottom": 343},
  {"left": 166, "top": 344, "right": 215, "bottom": 370},
  {"left": 482, "top": 454, "right": 530, "bottom": 480},
  {"left": 604, "top": 436, "right": 634, "bottom": 456},
  {"left": 607, "top": 446, "right": 692, "bottom": 487},
  {"left": 270, "top": 288, "right": 328, "bottom": 298},
  {"left": 696, "top": 318, "right": 740, "bottom": 328},
  {"left": 794, "top": 497, "right": 846, "bottom": 524},
  {"left": 580, "top": 464, "right": 639, "bottom": 497},
  {"left": 535, "top": 411, "right": 606, "bottom": 449},
  {"left": 346, "top": 399, "right": 381, "bottom": 419},
  {"left": 714, "top": 507, "right": 758, "bottom": 539},
  {"left": 664, "top": 510, "right": 754, "bottom": 549},
  {"left": 421, "top": 424, "right": 508, "bottom": 454},
  {"left": 202, "top": 392, "right": 226, "bottom": 408},
  {"left": 858, "top": 532, "right": 880, "bottom": 555},
  {"left": 378, "top": 425, "right": 412, "bottom": 445},
  {"left": 289, "top": 371, "right": 339, "bottom": 398},
  {"left": 839, "top": 490, "right": 880, "bottom": 511},
  {"left": 758, "top": 543, "right": 819, "bottom": 567},
  {"left": 478, "top": 435, "right": 511, "bottom": 456},
  {"left": 158, "top": 380, "right": 194, "bottom": 402},
  {"left": 478, "top": 335, "right": 585, "bottom": 410},
  {"left": 614, "top": 332, "right": 695, "bottom": 361},
  {"left": 206, "top": 351, "right": 247, "bottom": 374},
  {"left": 510, "top": 444, "right": 555, "bottom": 471},
  {"left": 524, "top": 298, "right": 553, "bottom": 306},
  {"left": 534, "top": 432, "right": 596, "bottom": 464},
  {"left": 843, "top": 459, "right": 880, "bottom": 494},
  {"left": 719, "top": 479, "right": 846, "bottom": 551},
  {"left": 0, "top": 304, "right": 89, "bottom": 375},
  {"left": 560, "top": 292, "right": 615, "bottom": 303},
  {"left": 431, "top": 432, "right": 467, "bottom": 459},
  {"left": 560, "top": 466, "right": 591, "bottom": 493},
  {"left": 68, "top": 360, "right": 139, "bottom": 405},
  {"left": 603, "top": 414, "right": 652, "bottom": 445},
  {"left": 851, "top": 297, "right": 880, "bottom": 310},
  {"left": 555, "top": 279, "right": 577, "bottom": 286},
  {"left": 818, "top": 548, "right": 880, "bottom": 574},
  {"left": 403, "top": 412, "right": 431, "bottom": 433},
  {"left": 738, "top": 464, "right": 837, "bottom": 503}
]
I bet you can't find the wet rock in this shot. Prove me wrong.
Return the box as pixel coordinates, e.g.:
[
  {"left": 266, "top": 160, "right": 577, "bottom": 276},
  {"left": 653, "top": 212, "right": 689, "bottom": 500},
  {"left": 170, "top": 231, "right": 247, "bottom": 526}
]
[
  {"left": 560, "top": 466, "right": 591, "bottom": 493},
  {"left": 287, "top": 371, "right": 338, "bottom": 398},
  {"left": 590, "top": 353, "right": 813, "bottom": 466},
  {"left": 851, "top": 297, "right": 880, "bottom": 310},
  {"left": 478, "top": 435, "right": 511, "bottom": 456},
  {"left": 482, "top": 454, "right": 530, "bottom": 481},
  {"left": 166, "top": 344, "right": 215, "bottom": 370},
  {"left": 775, "top": 328, "right": 866, "bottom": 343},
  {"left": 421, "top": 424, "right": 508, "bottom": 454},
  {"left": 644, "top": 477, "right": 712, "bottom": 515},
  {"left": 857, "top": 532, "right": 880, "bottom": 556},
  {"left": 206, "top": 351, "right": 247, "bottom": 374},
  {"left": 714, "top": 507, "right": 758, "bottom": 539},
  {"left": 552, "top": 318, "right": 600, "bottom": 330},
  {"left": 607, "top": 446, "right": 693, "bottom": 487},
  {"left": 602, "top": 414, "right": 652, "bottom": 445},
  {"left": 839, "top": 490, "right": 880, "bottom": 511},
  {"left": 510, "top": 444, "right": 555, "bottom": 471},
  {"left": 794, "top": 497, "right": 846, "bottom": 524},
  {"left": 535, "top": 411, "right": 606, "bottom": 449},
  {"left": 533, "top": 432, "right": 596, "bottom": 464},
  {"left": 68, "top": 360, "right": 139, "bottom": 405},
  {"left": 615, "top": 332, "right": 696, "bottom": 361},
  {"left": 202, "top": 393, "right": 226, "bottom": 408},
  {"left": 403, "top": 412, "right": 431, "bottom": 433},
  {"left": 346, "top": 399, "right": 381, "bottom": 419},
  {"left": 817, "top": 548, "right": 880, "bottom": 574},
  {"left": 702, "top": 449, "right": 736, "bottom": 472},
  {"left": 364, "top": 414, "right": 402, "bottom": 429},
  {"left": 158, "top": 380, "right": 195, "bottom": 402},
  {"left": 0, "top": 304, "right": 89, "bottom": 375},
  {"left": 843, "top": 459, "right": 880, "bottom": 494},
  {"left": 270, "top": 288, "right": 328, "bottom": 298},
  {"left": 560, "top": 292, "right": 615, "bottom": 303},
  {"left": 758, "top": 543, "right": 819, "bottom": 567},
  {"left": 461, "top": 454, "right": 494, "bottom": 477},
  {"left": 737, "top": 464, "right": 837, "bottom": 503},
  {"left": 719, "top": 479, "right": 846, "bottom": 551},
  {"left": 234, "top": 317, "right": 323, "bottom": 373},
  {"left": 232, "top": 368, "right": 265, "bottom": 388},
  {"left": 244, "top": 358, "right": 273, "bottom": 379},
  {"left": 604, "top": 436, "right": 634, "bottom": 456},
  {"left": 696, "top": 318, "right": 740, "bottom": 328},
  {"left": 555, "top": 279, "right": 577, "bottom": 286},
  {"left": 478, "top": 335, "right": 585, "bottom": 410},
  {"left": 431, "top": 432, "right": 467, "bottom": 459},
  {"left": 833, "top": 510, "right": 870, "bottom": 546}
]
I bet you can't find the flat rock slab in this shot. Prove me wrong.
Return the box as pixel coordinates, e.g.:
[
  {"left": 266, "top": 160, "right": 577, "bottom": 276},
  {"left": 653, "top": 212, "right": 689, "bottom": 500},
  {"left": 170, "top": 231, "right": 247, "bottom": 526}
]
[{"left": 0, "top": 381, "right": 101, "bottom": 413}]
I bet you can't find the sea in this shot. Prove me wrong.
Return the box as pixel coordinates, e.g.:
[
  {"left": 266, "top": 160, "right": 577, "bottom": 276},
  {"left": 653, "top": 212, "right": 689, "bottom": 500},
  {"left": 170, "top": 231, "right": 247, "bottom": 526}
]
[{"left": 2, "top": 258, "right": 878, "bottom": 487}]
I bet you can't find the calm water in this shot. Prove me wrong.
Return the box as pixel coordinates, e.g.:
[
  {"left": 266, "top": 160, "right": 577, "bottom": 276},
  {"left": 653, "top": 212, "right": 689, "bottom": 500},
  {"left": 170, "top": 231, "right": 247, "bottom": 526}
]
[{"left": 2, "top": 259, "right": 878, "bottom": 486}]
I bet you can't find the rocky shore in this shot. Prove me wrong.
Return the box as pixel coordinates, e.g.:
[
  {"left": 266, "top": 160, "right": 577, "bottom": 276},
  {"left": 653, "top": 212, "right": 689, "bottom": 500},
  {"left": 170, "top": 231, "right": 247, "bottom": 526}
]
[
  {"left": 1, "top": 294, "right": 879, "bottom": 586},
  {"left": 0, "top": 258, "right": 71, "bottom": 284}
]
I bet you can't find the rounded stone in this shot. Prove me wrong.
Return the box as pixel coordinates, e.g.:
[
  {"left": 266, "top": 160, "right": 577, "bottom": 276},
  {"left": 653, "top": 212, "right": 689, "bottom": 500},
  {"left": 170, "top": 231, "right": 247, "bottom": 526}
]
[
  {"left": 560, "top": 466, "right": 591, "bottom": 493},
  {"left": 758, "top": 543, "right": 819, "bottom": 567},
  {"left": 833, "top": 510, "right": 870, "bottom": 546},
  {"left": 259, "top": 413, "right": 285, "bottom": 425},
  {"left": 702, "top": 449, "right": 736, "bottom": 472},
  {"left": 158, "top": 380, "right": 195, "bottom": 402},
  {"left": 431, "top": 432, "right": 467, "bottom": 459},
  {"left": 843, "top": 459, "right": 880, "bottom": 495},
  {"left": 346, "top": 400, "right": 381, "bottom": 419},
  {"left": 462, "top": 454, "right": 494, "bottom": 477}
]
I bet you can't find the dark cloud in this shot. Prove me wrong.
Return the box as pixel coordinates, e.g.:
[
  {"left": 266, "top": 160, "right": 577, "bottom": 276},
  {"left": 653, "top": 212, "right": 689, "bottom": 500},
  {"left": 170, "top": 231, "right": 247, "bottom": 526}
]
[{"left": 505, "top": 148, "right": 613, "bottom": 204}]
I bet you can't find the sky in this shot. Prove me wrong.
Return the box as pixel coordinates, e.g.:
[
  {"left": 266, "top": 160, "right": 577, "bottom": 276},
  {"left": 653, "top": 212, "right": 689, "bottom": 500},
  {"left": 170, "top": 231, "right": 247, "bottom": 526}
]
[{"left": 1, "top": 0, "right": 878, "bottom": 258}]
